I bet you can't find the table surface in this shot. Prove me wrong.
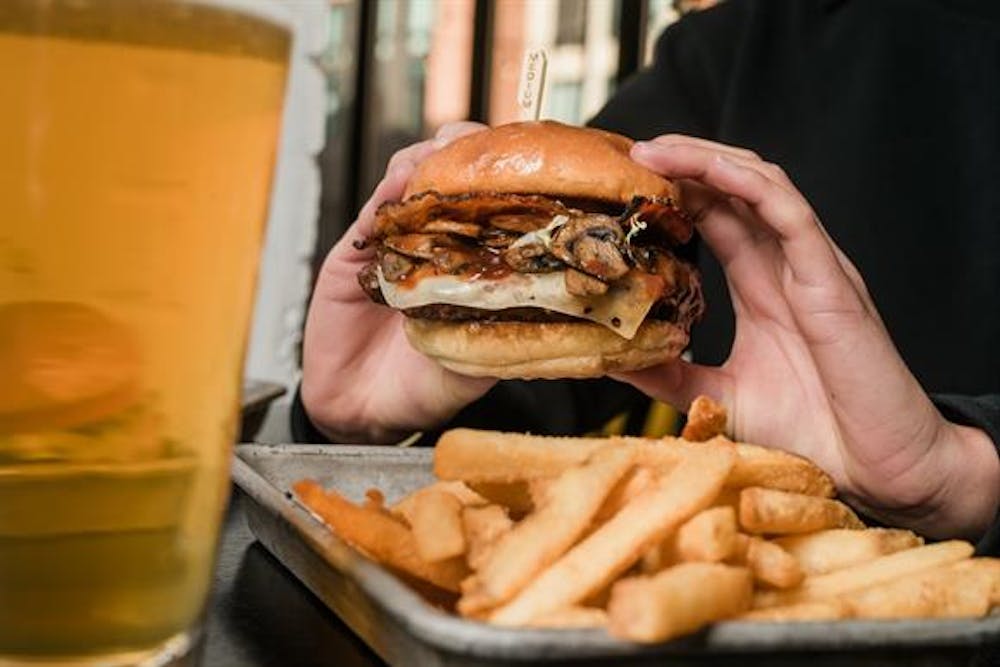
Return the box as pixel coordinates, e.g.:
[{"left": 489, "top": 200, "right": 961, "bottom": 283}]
[{"left": 202, "top": 490, "right": 385, "bottom": 667}]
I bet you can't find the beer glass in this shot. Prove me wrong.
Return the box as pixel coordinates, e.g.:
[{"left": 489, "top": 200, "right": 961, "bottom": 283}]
[{"left": 0, "top": 1, "right": 290, "bottom": 663}]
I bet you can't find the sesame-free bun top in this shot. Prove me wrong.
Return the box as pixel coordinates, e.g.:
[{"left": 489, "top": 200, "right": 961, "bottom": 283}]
[{"left": 403, "top": 121, "right": 678, "bottom": 205}]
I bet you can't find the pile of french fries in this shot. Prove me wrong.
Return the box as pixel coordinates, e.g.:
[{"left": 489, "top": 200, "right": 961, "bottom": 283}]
[{"left": 294, "top": 397, "right": 1000, "bottom": 643}]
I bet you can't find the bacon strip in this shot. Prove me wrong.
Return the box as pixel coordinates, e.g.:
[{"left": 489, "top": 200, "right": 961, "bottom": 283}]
[{"left": 374, "top": 191, "right": 692, "bottom": 244}]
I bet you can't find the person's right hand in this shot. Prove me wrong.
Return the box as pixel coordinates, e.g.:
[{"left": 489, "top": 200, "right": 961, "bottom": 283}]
[{"left": 301, "top": 122, "right": 495, "bottom": 444}]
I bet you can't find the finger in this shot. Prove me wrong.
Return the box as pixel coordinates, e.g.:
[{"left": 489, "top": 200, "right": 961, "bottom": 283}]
[
  {"left": 649, "top": 134, "right": 762, "bottom": 162},
  {"left": 643, "top": 145, "right": 791, "bottom": 261},
  {"left": 349, "top": 125, "right": 487, "bottom": 253},
  {"left": 633, "top": 142, "right": 844, "bottom": 289},
  {"left": 656, "top": 169, "right": 772, "bottom": 286},
  {"left": 707, "top": 156, "right": 850, "bottom": 289},
  {"left": 611, "top": 359, "right": 732, "bottom": 415},
  {"left": 647, "top": 136, "right": 807, "bottom": 199},
  {"left": 434, "top": 120, "right": 488, "bottom": 145},
  {"left": 385, "top": 138, "right": 438, "bottom": 176},
  {"left": 656, "top": 144, "right": 878, "bottom": 317},
  {"left": 689, "top": 189, "right": 766, "bottom": 271},
  {"left": 336, "top": 158, "right": 420, "bottom": 263}
]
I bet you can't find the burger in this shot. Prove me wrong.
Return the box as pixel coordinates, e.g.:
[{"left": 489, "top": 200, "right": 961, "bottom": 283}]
[{"left": 356, "top": 121, "right": 704, "bottom": 379}]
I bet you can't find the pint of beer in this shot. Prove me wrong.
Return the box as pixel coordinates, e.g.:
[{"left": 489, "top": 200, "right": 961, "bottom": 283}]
[{"left": 0, "top": 1, "right": 290, "bottom": 662}]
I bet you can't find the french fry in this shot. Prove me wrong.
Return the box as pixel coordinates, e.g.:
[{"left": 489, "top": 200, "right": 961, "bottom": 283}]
[
  {"left": 843, "top": 558, "right": 1000, "bottom": 619},
  {"left": 528, "top": 606, "right": 609, "bottom": 629},
  {"left": 639, "top": 542, "right": 670, "bottom": 575},
  {"left": 673, "top": 506, "right": 738, "bottom": 563},
  {"left": 711, "top": 486, "right": 742, "bottom": 511},
  {"left": 629, "top": 437, "right": 834, "bottom": 498},
  {"left": 646, "top": 506, "right": 738, "bottom": 572},
  {"left": 410, "top": 488, "right": 466, "bottom": 563},
  {"left": 392, "top": 480, "right": 486, "bottom": 525},
  {"left": 953, "top": 557, "right": 1000, "bottom": 605},
  {"left": 773, "top": 528, "right": 922, "bottom": 576},
  {"left": 754, "top": 541, "right": 975, "bottom": 608},
  {"left": 527, "top": 477, "right": 553, "bottom": 508},
  {"left": 293, "top": 480, "right": 468, "bottom": 592},
  {"left": 739, "top": 487, "right": 864, "bottom": 535},
  {"left": 436, "top": 428, "right": 833, "bottom": 498},
  {"left": 593, "top": 465, "right": 656, "bottom": 523},
  {"left": 681, "top": 395, "right": 728, "bottom": 442},
  {"left": 458, "top": 448, "right": 634, "bottom": 616},
  {"left": 461, "top": 504, "right": 513, "bottom": 571},
  {"left": 465, "top": 480, "right": 536, "bottom": 516},
  {"left": 741, "top": 601, "right": 847, "bottom": 622},
  {"left": 435, "top": 429, "right": 607, "bottom": 482},
  {"left": 728, "top": 443, "right": 836, "bottom": 498},
  {"left": 727, "top": 532, "right": 752, "bottom": 565},
  {"left": 746, "top": 537, "right": 804, "bottom": 589},
  {"left": 489, "top": 446, "right": 735, "bottom": 625},
  {"left": 608, "top": 563, "right": 753, "bottom": 642},
  {"left": 363, "top": 488, "right": 385, "bottom": 511}
]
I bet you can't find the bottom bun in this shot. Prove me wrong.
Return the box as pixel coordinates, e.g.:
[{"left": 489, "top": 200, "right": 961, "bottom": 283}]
[{"left": 403, "top": 318, "right": 688, "bottom": 380}]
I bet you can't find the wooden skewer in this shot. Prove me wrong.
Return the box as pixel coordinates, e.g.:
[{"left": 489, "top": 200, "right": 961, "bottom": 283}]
[{"left": 517, "top": 48, "right": 548, "bottom": 121}]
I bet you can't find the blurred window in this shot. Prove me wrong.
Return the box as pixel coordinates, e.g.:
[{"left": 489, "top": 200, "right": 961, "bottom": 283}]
[
  {"left": 645, "top": 0, "right": 681, "bottom": 64},
  {"left": 555, "top": 0, "right": 588, "bottom": 45},
  {"left": 548, "top": 81, "right": 584, "bottom": 124},
  {"left": 356, "top": 0, "right": 475, "bottom": 205},
  {"left": 316, "top": 0, "right": 360, "bottom": 257},
  {"left": 490, "top": 0, "right": 618, "bottom": 126}
]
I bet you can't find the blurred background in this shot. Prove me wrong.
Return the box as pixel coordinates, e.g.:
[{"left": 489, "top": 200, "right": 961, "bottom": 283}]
[{"left": 249, "top": 0, "right": 718, "bottom": 440}]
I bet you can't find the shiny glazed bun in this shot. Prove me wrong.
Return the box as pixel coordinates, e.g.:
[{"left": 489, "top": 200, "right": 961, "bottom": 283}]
[{"left": 403, "top": 121, "right": 679, "bottom": 205}]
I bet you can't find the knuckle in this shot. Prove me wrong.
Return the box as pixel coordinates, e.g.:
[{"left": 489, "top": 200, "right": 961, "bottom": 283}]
[
  {"left": 387, "top": 140, "right": 430, "bottom": 172},
  {"left": 436, "top": 120, "right": 486, "bottom": 142},
  {"left": 789, "top": 201, "right": 814, "bottom": 223},
  {"left": 764, "top": 162, "right": 787, "bottom": 179},
  {"left": 435, "top": 121, "right": 468, "bottom": 138},
  {"left": 386, "top": 150, "right": 409, "bottom": 172}
]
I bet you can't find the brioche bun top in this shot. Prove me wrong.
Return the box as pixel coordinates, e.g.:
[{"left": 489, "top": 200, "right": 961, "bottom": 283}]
[{"left": 403, "top": 121, "right": 677, "bottom": 205}]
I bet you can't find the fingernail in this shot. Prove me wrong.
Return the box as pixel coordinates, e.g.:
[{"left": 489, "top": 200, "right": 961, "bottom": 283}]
[
  {"left": 387, "top": 159, "right": 413, "bottom": 179},
  {"left": 714, "top": 154, "right": 738, "bottom": 169}
]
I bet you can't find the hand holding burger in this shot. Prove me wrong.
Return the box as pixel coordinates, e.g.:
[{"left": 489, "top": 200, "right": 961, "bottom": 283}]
[
  {"left": 616, "top": 135, "right": 999, "bottom": 541},
  {"left": 301, "top": 123, "right": 496, "bottom": 444}
]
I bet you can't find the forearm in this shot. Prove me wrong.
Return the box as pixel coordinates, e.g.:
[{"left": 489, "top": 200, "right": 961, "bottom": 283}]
[
  {"left": 847, "top": 419, "right": 999, "bottom": 543},
  {"left": 903, "top": 422, "right": 1000, "bottom": 541},
  {"left": 292, "top": 385, "right": 412, "bottom": 444},
  {"left": 932, "top": 423, "right": 1000, "bottom": 540}
]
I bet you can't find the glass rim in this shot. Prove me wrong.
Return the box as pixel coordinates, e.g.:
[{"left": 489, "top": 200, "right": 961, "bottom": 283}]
[{"left": 186, "top": 0, "right": 294, "bottom": 31}]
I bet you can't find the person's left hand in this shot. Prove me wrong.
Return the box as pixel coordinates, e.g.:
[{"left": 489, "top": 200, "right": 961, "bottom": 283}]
[{"left": 614, "top": 135, "right": 998, "bottom": 540}]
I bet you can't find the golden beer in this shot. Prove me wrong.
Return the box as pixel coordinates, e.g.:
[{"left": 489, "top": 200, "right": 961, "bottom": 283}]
[{"left": 0, "top": 0, "right": 289, "bottom": 661}]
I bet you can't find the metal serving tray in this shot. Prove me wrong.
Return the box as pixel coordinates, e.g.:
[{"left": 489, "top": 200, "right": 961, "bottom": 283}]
[{"left": 232, "top": 444, "right": 1000, "bottom": 667}]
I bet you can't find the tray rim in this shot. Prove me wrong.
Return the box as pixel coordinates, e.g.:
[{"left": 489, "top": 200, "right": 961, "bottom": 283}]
[{"left": 232, "top": 443, "right": 1000, "bottom": 660}]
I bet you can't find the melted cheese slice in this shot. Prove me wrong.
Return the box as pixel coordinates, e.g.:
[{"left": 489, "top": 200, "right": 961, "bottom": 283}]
[{"left": 378, "top": 267, "right": 663, "bottom": 340}]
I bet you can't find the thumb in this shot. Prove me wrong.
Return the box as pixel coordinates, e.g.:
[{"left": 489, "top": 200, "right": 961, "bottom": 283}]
[{"left": 612, "top": 359, "right": 731, "bottom": 414}]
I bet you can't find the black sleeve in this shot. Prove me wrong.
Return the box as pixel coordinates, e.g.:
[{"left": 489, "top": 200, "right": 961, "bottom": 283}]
[
  {"left": 289, "top": 378, "right": 652, "bottom": 445},
  {"left": 931, "top": 394, "right": 1000, "bottom": 555},
  {"left": 589, "top": 2, "right": 745, "bottom": 141},
  {"left": 289, "top": 386, "right": 331, "bottom": 444}
]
